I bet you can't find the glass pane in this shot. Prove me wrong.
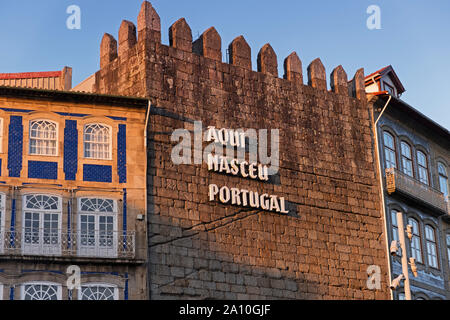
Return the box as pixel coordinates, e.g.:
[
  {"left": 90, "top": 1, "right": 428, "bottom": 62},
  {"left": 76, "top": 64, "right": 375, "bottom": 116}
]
[
  {"left": 401, "top": 142, "right": 411, "bottom": 158},
  {"left": 81, "top": 286, "right": 115, "bottom": 300},
  {"left": 438, "top": 163, "right": 447, "bottom": 176},
  {"left": 417, "top": 151, "right": 427, "bottom": 167},
  {"left": 439, "top": 176, "right": 448, "bottom": 197},
  {"left": 384, "top": 132, "right": 394, "bottom": 149}
]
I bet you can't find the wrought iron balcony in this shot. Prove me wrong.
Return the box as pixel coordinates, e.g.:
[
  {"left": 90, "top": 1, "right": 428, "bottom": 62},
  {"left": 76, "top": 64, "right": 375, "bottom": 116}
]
[
  {"left": 385, "top": 168, "right": 448, "bottom": 215},
  {"left": 0, "top": 229, "right": 135, "bottom": 260}
]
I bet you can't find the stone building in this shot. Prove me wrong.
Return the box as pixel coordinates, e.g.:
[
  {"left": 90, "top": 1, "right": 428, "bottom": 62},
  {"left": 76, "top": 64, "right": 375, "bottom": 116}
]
[
  {"left": 366, "top": 66, "right": 450, "bottom": 300},
  {"left": 88, "top": 1, "right": 391, "bottom": 300},
  {"left": 0, "top": 86, "right": 148, "bottom": 300}
]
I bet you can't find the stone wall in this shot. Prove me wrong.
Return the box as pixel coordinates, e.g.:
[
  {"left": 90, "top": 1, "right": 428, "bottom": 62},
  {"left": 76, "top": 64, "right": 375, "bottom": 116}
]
[{"left": 94, "top": 1, "right": 390, "bottom": 300}]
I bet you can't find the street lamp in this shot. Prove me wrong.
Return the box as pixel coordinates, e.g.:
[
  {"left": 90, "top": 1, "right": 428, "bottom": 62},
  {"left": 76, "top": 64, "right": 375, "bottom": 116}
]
[{"left": 389, "top": 211, "right": 417, "bottom": 300}]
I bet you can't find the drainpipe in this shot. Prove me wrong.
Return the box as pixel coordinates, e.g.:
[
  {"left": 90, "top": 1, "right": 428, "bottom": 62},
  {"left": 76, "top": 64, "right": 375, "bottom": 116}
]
[
  {"left": 144, "top": 100, "right": 151, "bottom": 300},
  {"left": 372, "top": 94, "right": 393, "bottom": 299}
]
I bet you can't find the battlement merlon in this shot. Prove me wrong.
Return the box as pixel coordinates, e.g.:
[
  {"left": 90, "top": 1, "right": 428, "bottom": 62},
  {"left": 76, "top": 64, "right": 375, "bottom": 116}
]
[{"left": 97, "top": 0, "right": 366, "bottom": 101}]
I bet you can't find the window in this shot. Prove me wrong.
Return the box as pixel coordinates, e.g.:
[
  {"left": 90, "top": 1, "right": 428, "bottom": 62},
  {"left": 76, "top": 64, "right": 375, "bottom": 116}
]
[
  {"left": 84, "top": 124, "right": 111, "bottom": 160},
  {"left": 400, "top": 142, "right": 413, "bottom": 177},
  {"left": 78, "top": 198, "right": 117, "bottom": 258},
  {"left": 0, "top": 194, "right": 5, "bottom": 254},
  {"left": 22, "top": 194, "right": 61, "bottom": 256},
  {"left": 425, "top": 225, "right": 438, "bottom": 269},
  {"left": 29, "top": 120, "right": 58, "bottom": 156},
  {"left": 447, "top": 234, "right": 450, "bottom": 269},
  {"left": 384, "top": 82, "right": 396, "bottom": 96},
  {"left": 438, "top": 163, "right": 448, "bottom": 198},
  {"left": 79, "top": 284, "right": 118, "bottom": 300},
  {"left": 417, "top": 151, "right": 429, "bottom": 185},
  {"left": 21, "top": 282, "right": 61, "bottom": 300},
  {"left": 408, "top": 218, "right": 422, "bottom": 263},
  {"left": 391, "top": 210, "right": 401, "bottom": 255},
  {"left": 383, "top": 132, "right": 397, "bottom": 169}
]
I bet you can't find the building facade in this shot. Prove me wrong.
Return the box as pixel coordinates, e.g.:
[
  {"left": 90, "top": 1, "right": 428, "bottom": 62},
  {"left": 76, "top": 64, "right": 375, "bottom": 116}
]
[
  {"left": 0, "top": 86, "right": 148, "bottom": 300},
  {"left": 3, "top": 1, "right": 448, "bottom": 301},
  {"left": 90, "top": 1, "right": 391, "bottom": 300},
  {"left": 367, "top": 68, "right": 450, "bottom": 300}
]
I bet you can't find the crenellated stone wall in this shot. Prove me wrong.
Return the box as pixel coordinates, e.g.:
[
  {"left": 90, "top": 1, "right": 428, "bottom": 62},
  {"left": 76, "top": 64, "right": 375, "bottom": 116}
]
[{"left": 94, "top": 1, "right": 390, "bottom": 300}]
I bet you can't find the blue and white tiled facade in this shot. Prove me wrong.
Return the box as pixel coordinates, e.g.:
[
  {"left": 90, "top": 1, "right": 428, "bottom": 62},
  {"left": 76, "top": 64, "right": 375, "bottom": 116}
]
[{"left": 0, "top": 89, "right": 148, "bottom": 300}]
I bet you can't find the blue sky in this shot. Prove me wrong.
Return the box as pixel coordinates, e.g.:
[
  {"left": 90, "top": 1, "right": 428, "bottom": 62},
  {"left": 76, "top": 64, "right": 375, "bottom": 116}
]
[{"left": 0, "top": 0, "right": 449, "bottom": 129}]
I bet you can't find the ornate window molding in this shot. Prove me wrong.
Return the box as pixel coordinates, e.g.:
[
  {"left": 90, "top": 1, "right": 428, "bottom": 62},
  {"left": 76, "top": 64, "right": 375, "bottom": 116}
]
[
  {"left": 21, "top": 282, "right": 62, "bottom": 300},
  {"left": 83, "top": 123, "right": 112, "bottom": 160},
  {"left": 29, "top": 120, "right": 58, "bottom": 156}
]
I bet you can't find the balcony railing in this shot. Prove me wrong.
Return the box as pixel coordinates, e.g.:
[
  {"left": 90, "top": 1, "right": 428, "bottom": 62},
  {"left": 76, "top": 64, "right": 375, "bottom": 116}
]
[
  {"left": 0, "top": 229, "right": 135, "bottom": 259},
  {"left": 385, "top": 168, "right": 448, "bottom": 214}
]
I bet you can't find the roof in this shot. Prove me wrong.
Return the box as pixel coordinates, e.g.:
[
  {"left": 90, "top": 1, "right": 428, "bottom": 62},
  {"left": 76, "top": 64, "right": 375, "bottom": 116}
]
[
  {"left": 0, "top": 71, "right": 62, "bottom": 80},
  {"left": 365, "top": 65, "right": 406, "bottom": 95},
  {"left": 369, "top": 93, "right": 450, "bottom": 142},
  {"left": 0, "top": 85, "right": 149, "bottom": 108}
]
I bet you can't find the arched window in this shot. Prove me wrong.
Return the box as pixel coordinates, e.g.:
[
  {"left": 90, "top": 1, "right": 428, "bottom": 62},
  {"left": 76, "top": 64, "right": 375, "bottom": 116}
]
[
  {"left": 425, "top": 225, "right": 438, "bottom": 269},
  {"left": 391, "top": 210, "right": 401, "bottom": 255},
  {"left": 79, "top": 284, "right": 118, "bottom": 300},
  {"left": 84, "top": 124, "right": 111, "bottom": 160},
  {"left": 78, "top": 198, "right": 117, "bottom": 258},
  {"left": 408, "top": 218, "right": 422, "bottom": 264},
  {"left": 29, "top": 120, "right": 58, "bottom": 156},
  {"left": 383, "top": 132, "right": 397, "bottom": 169},
  {"left": 400, "top": 142, "right": 413, "bottom": 177},
  {"left": 417, "top": 151, "right": 429, "bottom": 185},
  {"left": 22, "top": 194, "right": 62, "bottom": 256},
  {"left": 438, "top": 163, "right": 448, "bottom": 198},
  {"left": 21, "top": 282, "right": 61, "bottom": 300}
]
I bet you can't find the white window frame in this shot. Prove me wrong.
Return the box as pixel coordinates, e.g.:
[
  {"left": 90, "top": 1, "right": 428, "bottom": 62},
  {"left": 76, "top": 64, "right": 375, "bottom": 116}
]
[
  {"left": 77, "top": 197, "right": 118, "bottom": 258},
  {"left": 417, "top": 151, "right": 429, "bottom": 185},
  {"left": 0, "top": 193, "right": 5, "bottom": 255},
  {"left": 400, "top": 142, "right": 413, "bottom": 177},
  {"left": 83, "top": 123, "right": 112, "bottom": 160},
  {"left": 22, "top": 194, "right": 62, "bottom": 256},
  {"left": 78, "top": 283, "right": 119, "bottom": 300},
  {"left": 29, "top": 119, "right": 58, "bottom": 156},
  {"left": 425, "top": 225, "right": 439, "bottom": 269},
  {"left": 21, "top": 282, "right": 62, "bottom": 300}
]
